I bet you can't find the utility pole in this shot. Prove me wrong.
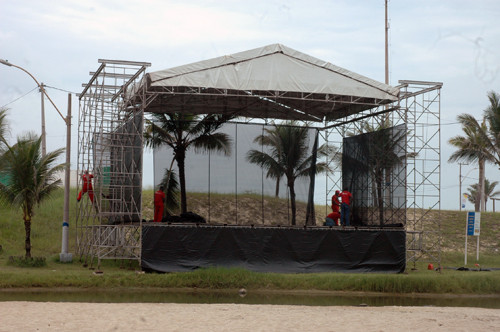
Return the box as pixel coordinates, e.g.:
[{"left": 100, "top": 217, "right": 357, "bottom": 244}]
[
  {"left": 40, "top": 82, "right": 46, "bottom": 157},
  {"left": 61, "top": 93, "right": 72, "bottom": 262},
  {"left": 385, "top": 0, "right": 389, "bottom": 85},
  {"left": 0, "top": 58, "right": 72, "bottom": 262},
  {"left": 459, "top": 163, "right": 464, "bottom": 211}
]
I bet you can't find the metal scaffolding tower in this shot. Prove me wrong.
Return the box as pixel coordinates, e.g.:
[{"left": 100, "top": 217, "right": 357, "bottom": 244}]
[
  {"left": 323, "top": 81, "right": 442, "bottom": 267},
  {"left": 77, "top": 56, "right": 442, "bottom": 270},
  {"left": 77, "top": 59, "right": 150, "bottom": 268}
]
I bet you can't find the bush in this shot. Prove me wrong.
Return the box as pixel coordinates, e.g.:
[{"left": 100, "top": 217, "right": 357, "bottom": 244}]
[{"left": 7, "top": 256, "right": 46, "bottom": 267}]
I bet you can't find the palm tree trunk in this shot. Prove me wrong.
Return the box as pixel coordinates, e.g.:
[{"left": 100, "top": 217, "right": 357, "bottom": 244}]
[
  {"left": 376, "top": 171, "right": 384, "bottom": 226},
  {"left": 479, "top": 159, "right": 486, "bottom": 212},
  {"left": 288, "top": 179, "right": 296, "bottom": 226},
  {"left": 24, "top": 217, "right": 31, "bottom": 258},
  {"left": 177, "top": 149, "right": 188, "bottom": 214},
  {"left": 275, "top": 176, "right": 280, "bottom": 197}
]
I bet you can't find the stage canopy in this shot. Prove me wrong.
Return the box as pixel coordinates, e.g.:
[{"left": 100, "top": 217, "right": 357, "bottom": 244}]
[{"left": 129, "top": 44, "right": 399, "bottom": 121}]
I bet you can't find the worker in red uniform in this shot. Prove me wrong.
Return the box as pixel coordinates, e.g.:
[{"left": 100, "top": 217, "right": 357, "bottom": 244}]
[
  {"left": 154, "top": 185, "right": 166, "bottom": 222},
  {"left": 77, "top": 170, "right": 94, "bottom": 203},
  {"left": 325, "top": 190, "right": 341, "bottom": 226},
  {"left": 339, "top": 187, "right": 353, "bottom": 226}
]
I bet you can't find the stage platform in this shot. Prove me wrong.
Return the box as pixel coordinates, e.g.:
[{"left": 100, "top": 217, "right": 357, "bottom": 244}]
[{"left": 141, "top": 224, "right": 406, "bottom": 274}]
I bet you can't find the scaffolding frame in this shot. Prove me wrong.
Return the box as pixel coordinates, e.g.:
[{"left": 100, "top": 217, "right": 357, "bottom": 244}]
[
  {"left": 77, "top": 57, "right": 441, "bottom": 269},
  {"left": 77, "top": 59, "right": 150, "bottom": 268},
  {"left": 323, "top": 80, "right": 442, "bottom": 267}
]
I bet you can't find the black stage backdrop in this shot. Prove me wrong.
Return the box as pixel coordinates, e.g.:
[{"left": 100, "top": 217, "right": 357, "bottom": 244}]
[{"left": 141, "top": 225, "right": 406, "bottom": 273}]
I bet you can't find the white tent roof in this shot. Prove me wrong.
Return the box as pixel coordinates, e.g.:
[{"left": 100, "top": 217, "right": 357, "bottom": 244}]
[{"left": 136, "top": 44, "right": 399, "bottom": 121}]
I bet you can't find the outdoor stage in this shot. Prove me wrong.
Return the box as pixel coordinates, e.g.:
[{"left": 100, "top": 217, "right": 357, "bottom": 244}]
[{"left": 141, "top": 224, "right": 406, "bottom": 274}]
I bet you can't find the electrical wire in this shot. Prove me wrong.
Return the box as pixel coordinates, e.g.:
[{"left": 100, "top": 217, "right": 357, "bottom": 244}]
[
  {"left": 0, "top": 86, "right": 39, "bottom": 108},
  {"left": 44, "top": 84, "right": 79, "bottom": 95}
]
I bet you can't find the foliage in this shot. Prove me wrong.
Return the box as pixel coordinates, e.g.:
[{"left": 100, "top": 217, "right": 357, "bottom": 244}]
[
  {"left": 484, "top": 91, "right": 500, "bottom": 167},
  {"left": 0, "top": 133, "right": 65, "bottom": 257},
  {"left": 158, "top": 168, "right": 180, "bottom": 216},
  {"left": 449, "top": 91, "right": 500, "bottom": 211},
  {"left": 466, "top": 179, "right": 500, "bottom": 211},
  {"left": 0, "top": 108, "right": 9, "bottom": 151},
  {"left": 144, "top": 113, "right": 234, "bottom": 213},
  {"left": 347, "top": 118, "right": 414, "bottom": 225},
  {"left": 449, "top": 114, "right": 493, "bottom": 211},
  {"left": 246, "top": 121, "right": 331, "bottom": 225}
]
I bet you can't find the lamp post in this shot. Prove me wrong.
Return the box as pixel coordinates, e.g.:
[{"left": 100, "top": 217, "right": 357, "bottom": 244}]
[
  {"left": 0, "top": 59, "right": 72, "bottom": 262},
  {"left": 459, "top": 163, "right": 477, "bottom": 211}
]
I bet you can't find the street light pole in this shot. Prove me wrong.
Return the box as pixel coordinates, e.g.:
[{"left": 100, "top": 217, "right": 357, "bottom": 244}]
[
  {"left": 459, "top": 163, "right": 466, "bottom": 211},
  {"left": 0, "top": 58, "right": 72, "bottom": 262},
  {"left": 40, "top": 82, "right": 46, "bottom": 157}
]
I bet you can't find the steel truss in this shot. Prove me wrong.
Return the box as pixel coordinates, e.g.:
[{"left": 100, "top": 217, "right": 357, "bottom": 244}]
[
  {"left": 78, "top": 59, "right": 441, "bottom": 270},
  {"left": 323, "top": 80, "right": 442, "bottom": 268},
  {"left": 77, "top": 59, "right": 150, "bottom": 268}
]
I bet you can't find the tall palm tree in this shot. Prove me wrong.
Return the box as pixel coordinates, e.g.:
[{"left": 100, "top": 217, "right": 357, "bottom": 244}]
[
  {"left": 0, "top": 134, "right": 65, "bottom": 257},
  {"left": 144, "top": 112, "right": 233, "bottom": 213},
  {"left": 466, "top": 179, "right": 500, "bottom": 211},
  {"left": 449, "top": 114, "right": 494, "bottom": 212},
  {"left": 247, "top": 121, "right": 330, "bottom": 226},
  {"left": 348, "top": 118, "right": 414, "bottom": 225},
  {"left": 484, "top": 91, "right": 500, "bottom": 167}
]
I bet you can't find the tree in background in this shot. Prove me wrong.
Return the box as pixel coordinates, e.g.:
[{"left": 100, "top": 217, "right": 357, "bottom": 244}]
[
  {"left": 449, "top": 114, "right": 493, "bottom": 212},
  {"left": 158, "top": 168, "right": 180, "bottom": 216},
  {"left": 0, "top": 108, "right": 9, "bottom": 155},
  {"left": 484, "top": 91, "right": 500, "bottom": 167},
  {"left": 0, "top": 133, "right": 65, "bottom": 257},
  {"left": 466, "top": 179, "right": 500, "bottom": 211},
  {"left": 348, "top": 118, "right": 414, "bottom": 226},
  {"left": 144, "top": 113, "right": 233, "bottom": 214},
  {"left": 247, "top": 121, "right": 331, "bottom": 226}
]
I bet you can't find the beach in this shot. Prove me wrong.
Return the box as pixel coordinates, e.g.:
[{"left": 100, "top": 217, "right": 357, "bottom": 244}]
[{"left": 1, "top": 302, "right": 499, "bottom": 331}]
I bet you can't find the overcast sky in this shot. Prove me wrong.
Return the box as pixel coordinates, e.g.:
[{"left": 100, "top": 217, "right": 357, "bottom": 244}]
[{"left": 1, "top": 0, "right": 499, "bottom": 211}]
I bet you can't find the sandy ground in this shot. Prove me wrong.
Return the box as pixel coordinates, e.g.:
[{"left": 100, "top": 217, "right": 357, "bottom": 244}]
[{"left": 1, "top": 302, "right": 499, "bottom": 332}]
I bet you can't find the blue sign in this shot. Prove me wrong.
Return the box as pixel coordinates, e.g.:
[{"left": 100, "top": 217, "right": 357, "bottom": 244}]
[
  {"left": 466, "top": 212, "right": 481, "bottom": 236},
  {"left": 467, "top": 212, "right": 475, "bottom": 236}
]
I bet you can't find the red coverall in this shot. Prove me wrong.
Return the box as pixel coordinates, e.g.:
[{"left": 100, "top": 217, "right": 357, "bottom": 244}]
[
  {"left": 154, "top": 189, "right": 166, "bottom": 222},
  {"left": 77, "top": 172, "right": 94, "bottom": 203},
  {"left": 327, "top": 192, "right": 341, "bottom": 225}
]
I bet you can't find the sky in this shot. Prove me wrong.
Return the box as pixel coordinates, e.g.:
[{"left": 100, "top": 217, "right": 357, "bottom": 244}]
[{"left": 1, "top": 0, "right": 499, "bottom": 211}]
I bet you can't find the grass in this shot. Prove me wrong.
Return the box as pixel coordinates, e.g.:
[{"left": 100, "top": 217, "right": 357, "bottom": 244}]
[{"left": 1, "top": 188, "right": 500, "bottom": 294}]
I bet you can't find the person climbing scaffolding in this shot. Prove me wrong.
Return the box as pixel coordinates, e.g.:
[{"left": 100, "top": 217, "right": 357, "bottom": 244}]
[{"left": 77, "top": 170, "right": 94, "bottom": 203}]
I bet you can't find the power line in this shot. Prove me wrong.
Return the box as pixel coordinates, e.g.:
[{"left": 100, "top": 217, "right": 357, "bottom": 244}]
[
  {"left": 44, "top": 84, "right": 79, "bottom": 95},
  {"left": 0, "top": 86, "right": 39, "bottom": 108}
]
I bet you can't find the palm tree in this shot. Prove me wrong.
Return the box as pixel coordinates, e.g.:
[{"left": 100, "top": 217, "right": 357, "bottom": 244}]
[
  {"left": 449, "top": 114, "right": 494, "bottom": 212},
  {"left": 348, "top": 118, "right": 414, "bottom": 225},
  {"left": 0, "top": 108, "right": 10, "bottom": 188},
  {"left": 247, "top": 121, "right": 331, "bottom": 226},
  {"left": 249, "top": 123, "right": 285, "bottom": 198},
  {"left": 0, "top": 108, "right": 9, "bottom": 153},
  {"left": 0, "top": 134, "right": 65, "bottom": 257},
  {"left": 466, "top": 179, "right": 500, "bottom": 211},
  {"left": 158, "top": 168, "right": 180, "bottom": 216},
  {"left": 144, "top": 112, "right": 233, "bottom": 213},
  {"left": 484, "top": 91, "right": 500, "bottom": 167}
]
